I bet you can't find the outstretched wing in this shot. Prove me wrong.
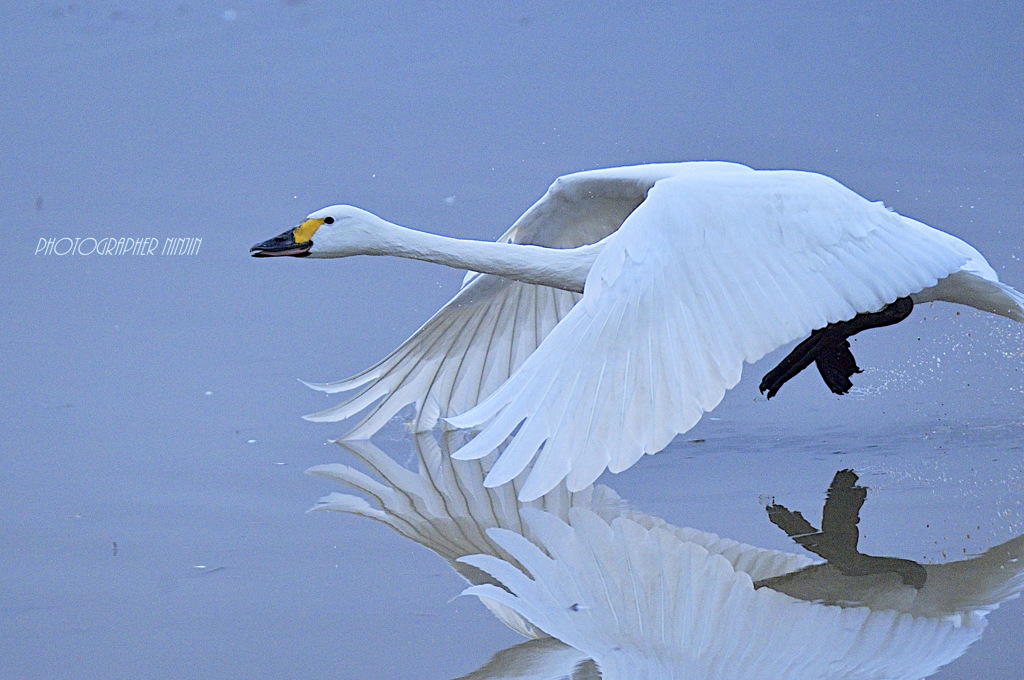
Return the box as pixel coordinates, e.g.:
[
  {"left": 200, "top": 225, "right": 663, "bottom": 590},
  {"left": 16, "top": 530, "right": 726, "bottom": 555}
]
[
  {"left": 449, "top": 169, "right": 972, "bottom": 500},
  {"left": 303, "top": 277, "right": 581, "bottom": 437},
  {"left": 302, "top": 167, "right": 661, "bottom": 437}
]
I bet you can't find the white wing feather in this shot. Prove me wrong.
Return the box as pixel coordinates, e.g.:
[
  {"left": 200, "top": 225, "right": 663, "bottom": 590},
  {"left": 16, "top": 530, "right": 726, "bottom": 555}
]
[
  {"left": 303, "top": 277, "right": 580, "bottom": 437},
  {"left": 450, "top": 170, "right": 978, "bottom": 500}
]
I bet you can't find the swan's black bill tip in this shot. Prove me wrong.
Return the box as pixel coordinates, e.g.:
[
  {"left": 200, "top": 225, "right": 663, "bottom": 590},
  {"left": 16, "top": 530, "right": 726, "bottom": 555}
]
[{"left": 250, "top": 229, "right": 312, "bottom": 257}]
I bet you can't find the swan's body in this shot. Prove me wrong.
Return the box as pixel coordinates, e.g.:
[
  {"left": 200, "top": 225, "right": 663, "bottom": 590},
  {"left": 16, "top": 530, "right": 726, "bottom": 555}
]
[
  {"left": 254, "top": 162, "right": 1024, "bottom": 500},
  {"left": 310, "top": 434, "right": 1024, "bottom": 680}
]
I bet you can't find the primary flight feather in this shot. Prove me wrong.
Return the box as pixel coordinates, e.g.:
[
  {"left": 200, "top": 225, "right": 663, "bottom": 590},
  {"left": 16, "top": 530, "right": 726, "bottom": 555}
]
[{"left": 252, "top": 162, "right": 1024, "bottom": 500}]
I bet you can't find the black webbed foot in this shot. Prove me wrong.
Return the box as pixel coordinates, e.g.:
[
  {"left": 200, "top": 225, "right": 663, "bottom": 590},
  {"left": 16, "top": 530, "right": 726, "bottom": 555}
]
[
  {"left": 814, "top": 333, "right": 861, "bottom": 395},
  {"left": 759, "top": 296, "right": 913, "bottom": 399}
]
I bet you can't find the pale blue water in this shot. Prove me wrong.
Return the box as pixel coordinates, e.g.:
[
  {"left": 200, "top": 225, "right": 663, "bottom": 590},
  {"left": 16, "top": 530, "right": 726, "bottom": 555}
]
[{"left": 2, "top": 3, "right": 1022, "bottom": 678}]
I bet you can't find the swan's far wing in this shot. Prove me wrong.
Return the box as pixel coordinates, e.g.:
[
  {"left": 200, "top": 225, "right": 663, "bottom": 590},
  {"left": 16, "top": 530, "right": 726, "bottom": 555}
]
[
  {"left": 303, "top": 275, "right": 581, "bottom": 437},
  {"left": 449, "top": 171, "right": 969, "bottom": 500}
]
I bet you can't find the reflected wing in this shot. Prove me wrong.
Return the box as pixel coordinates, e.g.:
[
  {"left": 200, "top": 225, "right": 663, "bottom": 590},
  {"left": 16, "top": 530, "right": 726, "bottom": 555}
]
[
  {"left": 450, "top": 170, "right": 971, "bottom": 500},
  {"left": 308, "top": 433, "right": 626, "bottom": 562},
  {"left": 623, "top": 510, "right": 814, "bottom": 583},
  {"left": 452, "top": 638, "right": 593, "bottom": 680},
  {"left": 306, "top": 432, "right": 625, "bottom": 638},
  {"left": 302, "top": 167, "right": 661, "bottom": 437},
  {"left": 461, "top": 508, "right": 985, "bottom": 679}
]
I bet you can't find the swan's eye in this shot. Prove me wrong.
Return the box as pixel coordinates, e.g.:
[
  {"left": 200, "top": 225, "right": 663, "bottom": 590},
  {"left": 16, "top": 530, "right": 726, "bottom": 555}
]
[{"left": 323, "top": 216, "right": 335, "bottom": 224}]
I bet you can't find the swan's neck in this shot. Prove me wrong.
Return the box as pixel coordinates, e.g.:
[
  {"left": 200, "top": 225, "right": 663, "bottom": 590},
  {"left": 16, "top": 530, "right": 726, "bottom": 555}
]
[{"left": 359, "top": 218, "right": 600, "bottom": 293}]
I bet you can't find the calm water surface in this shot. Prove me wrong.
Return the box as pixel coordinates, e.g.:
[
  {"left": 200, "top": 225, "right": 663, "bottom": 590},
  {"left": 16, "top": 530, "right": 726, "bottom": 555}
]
[{"left": 1, "top": 3, "right": 1022, "bottom": 678}]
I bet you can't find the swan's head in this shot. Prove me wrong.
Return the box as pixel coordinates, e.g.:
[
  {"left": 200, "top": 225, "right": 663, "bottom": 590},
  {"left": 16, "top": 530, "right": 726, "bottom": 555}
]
[{"left": 250, "top": 205, "right": 385, "bottom": 258}]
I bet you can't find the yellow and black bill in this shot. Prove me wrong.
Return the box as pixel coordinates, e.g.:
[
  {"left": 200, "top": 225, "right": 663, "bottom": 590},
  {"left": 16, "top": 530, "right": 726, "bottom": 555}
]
[{"left": 250, "top": 218, "right": 324, "bottom": 257}]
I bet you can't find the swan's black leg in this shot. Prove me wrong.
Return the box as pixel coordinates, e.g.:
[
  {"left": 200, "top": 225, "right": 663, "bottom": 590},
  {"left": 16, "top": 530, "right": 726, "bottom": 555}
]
[{"left": 759, "top": 296, "right": 914, "bottom": 399}]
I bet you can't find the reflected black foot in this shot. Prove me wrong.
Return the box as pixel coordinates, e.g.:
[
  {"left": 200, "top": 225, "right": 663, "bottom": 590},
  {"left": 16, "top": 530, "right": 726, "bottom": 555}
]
[
  {"left": 759, "top": 296, "right": 914, "bottom": 399},
  {"left": 765, "top": 469, "right": 927, "bottom": 589}
]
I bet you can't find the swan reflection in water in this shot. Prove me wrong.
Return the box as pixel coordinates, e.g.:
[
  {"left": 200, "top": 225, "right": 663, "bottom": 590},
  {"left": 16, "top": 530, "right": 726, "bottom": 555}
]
[{"left": 309, "top": 434, "right": 1024, "bottom": 679}]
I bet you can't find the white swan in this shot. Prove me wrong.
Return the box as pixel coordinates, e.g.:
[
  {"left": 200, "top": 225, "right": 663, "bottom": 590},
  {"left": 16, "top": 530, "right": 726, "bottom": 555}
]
[{"left": 253, "top": 162, "right": 1024, "bottom": 500}]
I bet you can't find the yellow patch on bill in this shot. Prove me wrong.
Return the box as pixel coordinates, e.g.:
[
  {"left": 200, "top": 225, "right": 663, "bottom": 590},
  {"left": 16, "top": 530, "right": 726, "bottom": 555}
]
[{"left": 293, "top": 217, "right": 325, "bottom": 244}]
